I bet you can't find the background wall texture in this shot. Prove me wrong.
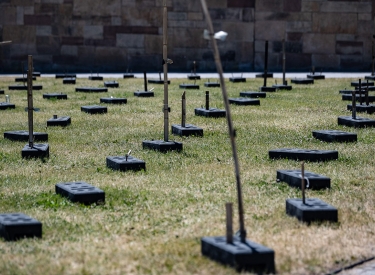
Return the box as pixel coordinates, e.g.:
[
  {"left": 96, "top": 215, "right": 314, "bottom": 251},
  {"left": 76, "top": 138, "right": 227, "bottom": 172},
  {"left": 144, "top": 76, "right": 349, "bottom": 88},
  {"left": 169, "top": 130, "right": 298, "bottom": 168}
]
[{"left": 0, "top": 0, "right": 374, "bottom": 73}]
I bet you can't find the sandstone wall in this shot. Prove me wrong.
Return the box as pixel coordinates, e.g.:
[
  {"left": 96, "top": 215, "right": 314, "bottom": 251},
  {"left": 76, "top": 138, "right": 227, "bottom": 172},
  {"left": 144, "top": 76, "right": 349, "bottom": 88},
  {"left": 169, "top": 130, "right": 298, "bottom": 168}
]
[{"left": 0, "top": 0, "right": 374, "bottom": 73}]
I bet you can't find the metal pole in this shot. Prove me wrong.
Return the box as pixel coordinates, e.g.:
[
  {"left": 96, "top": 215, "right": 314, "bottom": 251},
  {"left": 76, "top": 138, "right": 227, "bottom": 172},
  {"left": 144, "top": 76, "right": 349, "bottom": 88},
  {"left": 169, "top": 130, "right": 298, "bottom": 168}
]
[
  {"left": 366, "top": 83, "right": 369, "bottom": 106},
  {"left": 301, "top": 162, "right": 305, "bottom": 205},
  {"left": 312, "top": 66, "right": 315, "bottom": 75},
  {"left": 263, "top": 41, "right": 268, "bottom": 87},
  {"left": 163, "top": 0, "right": 169, "bottom": 142},
  {"left": 181, "top": 91, "right": 186, "bottom": 127},
  {"left": 226, "top": 202, "right": 233, "bottom": 244},
  {"left": 359, "top": 79, "right": 363, "bottom": 105},
  {"left": 372, "top": 35, "right": 374, "bottom": 76},
  {"left": 193, "top": 61, "right": 196, "bottom": 75},
  {"left": 282, "top": 39, "right": 286, "bottom": 85},
  {"left": 27, "top": 55, "right": 34, "bottom": 148},
  {"left": 205, "top": 91, "right": 209, "bottom": 110},
  {"left": 200, "top": 0, "right": 246, "bottom": 243},
  {"left": 352, "top": 90, "right": 356, "bottom": 120},
  {"left": 143, "top": 71, "right": 147, "bottom": 91}
]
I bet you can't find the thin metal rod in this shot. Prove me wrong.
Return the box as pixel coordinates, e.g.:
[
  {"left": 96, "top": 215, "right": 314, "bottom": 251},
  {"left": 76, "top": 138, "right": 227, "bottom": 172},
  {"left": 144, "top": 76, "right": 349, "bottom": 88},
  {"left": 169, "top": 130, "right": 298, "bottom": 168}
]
[
  {"left": 226, "top": 202, "right": 233, "bottom": 244},
  {"left": 352, "top": 90, "right": 357, "bottom": 120},
  {"left": 312, "top": 66, "right": 315, "bottom": 75},
  {"left": 193, "top": 61, "right": 196, "bottom": 75},
  {"left": 27, "top": 55, "right": 34, "bottom": 148},
  {"left": 282, "top": 39, "right": 286, "bottom": 85},
  {"left": 143, "top": 71, "right": 147, "bottom": 91},
  {"left": 200, "top": 0, "right": 246, "bottom": 243},
  {"left": 359, "top": 79, "right": 363, "bottom": 105},
  {"left": 372, "top": 36, "right": 374, "bottom": 76},
  {"left": 366, "top": 82, "right": 369, "bottom": 106},
  {"left": 205, "top": 91, "right": 209, "bottom": 110},
  {"left": 181, "top": 91, "right": 186, "bottom": 127},
  {"left": 163, "top": 0, "right": 169, "bottom": 142},
  {"left": 263, "top": 41, "right": 268, "bottom": 87},
  {"left": 301, "top": 162, "right": 305, "bottom": 205}
]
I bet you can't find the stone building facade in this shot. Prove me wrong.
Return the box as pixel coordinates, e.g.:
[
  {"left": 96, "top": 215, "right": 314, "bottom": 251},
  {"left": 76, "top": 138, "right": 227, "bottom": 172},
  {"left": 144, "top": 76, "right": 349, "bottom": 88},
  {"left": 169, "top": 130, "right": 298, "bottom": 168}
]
[{"left": 0, "top": 0, "right": 374, "bottom": 73}]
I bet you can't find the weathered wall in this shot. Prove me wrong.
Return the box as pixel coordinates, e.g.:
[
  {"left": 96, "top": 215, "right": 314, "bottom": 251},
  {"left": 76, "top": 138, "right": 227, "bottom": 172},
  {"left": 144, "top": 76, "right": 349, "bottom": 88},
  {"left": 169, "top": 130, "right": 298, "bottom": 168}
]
[{"left": 0, "top": 0, "right": 374, "bottom": 73}]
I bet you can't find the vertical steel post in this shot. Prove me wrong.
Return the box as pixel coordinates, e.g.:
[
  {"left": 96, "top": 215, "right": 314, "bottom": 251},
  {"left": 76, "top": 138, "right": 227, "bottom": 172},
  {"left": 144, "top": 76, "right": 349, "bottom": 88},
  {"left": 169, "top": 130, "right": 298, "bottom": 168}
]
[
  {"left": 372, "top": 35, "right": 374, "bottom": 76},
  {"left": 200, "top": 0, "right": 246, "bottom": 243},
  {"left": 163, "top": 0, "right": 169, "bottom": 142},
  {"left": 27, "top": 55, "right": 34, "bottom": 148},
  {"left": 193, "top": 61, "right": 196, "bottom": 75},
  {"left": 181, "top": 91, "right": 186, "bottom": 127},
  {"left": 263, "top": 41, "right": 268, "bottom": 87},
  {"left": 143, "top": 71, "right": 147, "bottom": 91},
  {"left": 359, "top": 79, "right": 363, "bottom": 105},
  {"left": 282, "top": 39, "right": 286, "bottom": 85},
  {"left": 366, "top": 82, "right": 369, "bottom": 106},
  {"left": 205, "top": 91, "right": 209, "bottom": 110},
  {"left": 352, "top": 90, "right": 357, "bottom": 120},
  {"left": 226, "top": 202, "right": 233, "bottom": 244},
  {"left": 301, "top": 162, "right": 305, "bottom": 205}
]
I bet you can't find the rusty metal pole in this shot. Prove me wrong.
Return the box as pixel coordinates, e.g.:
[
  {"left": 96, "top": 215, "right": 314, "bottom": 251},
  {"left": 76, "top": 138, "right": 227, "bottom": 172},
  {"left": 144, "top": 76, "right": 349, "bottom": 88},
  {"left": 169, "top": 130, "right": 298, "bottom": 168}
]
[
  {"left": 205, "top": 91, "right": 209, "bottom": 110},
  {"left": 301, "top": 162, "right": 305, "bottom": 205},
  {"left": 226, "top": 202, "right": 233, "bottom": 244},
  {"left": 200, "top": 0, "right": 246, "bottom": 243},
  {"left": 181, "top": 91, "right": 186, "bottom": 127},
  {"left": 143, "top": 71, "right": 147, "bottom": 91},
  {"left": 27, "top": 55, "right": 34, "bottom": 148},
  {"left": 163, "top": 0, "right": 169, "bottom": 142},
  {"left": 263, "top": 41, "right": 268, "bottom": 87},
  {"left": 282, "top": 39, "right": 286, "bottom": 85}
]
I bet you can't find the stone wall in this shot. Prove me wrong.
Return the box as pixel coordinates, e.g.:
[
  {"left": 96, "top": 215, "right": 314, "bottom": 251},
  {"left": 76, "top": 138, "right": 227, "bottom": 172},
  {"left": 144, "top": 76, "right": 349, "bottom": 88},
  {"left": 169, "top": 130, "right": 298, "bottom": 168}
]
[{"left": 0, "top": 0, "right": 374, "bottom": 73}]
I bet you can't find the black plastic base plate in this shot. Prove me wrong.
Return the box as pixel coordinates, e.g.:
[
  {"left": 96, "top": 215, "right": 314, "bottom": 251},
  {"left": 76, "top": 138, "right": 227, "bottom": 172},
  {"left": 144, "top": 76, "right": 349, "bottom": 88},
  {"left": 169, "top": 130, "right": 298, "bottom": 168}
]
[
  {"left": 56, "top": 181, "right": 105, "bottom": 204},
  {"left": 8, "top": 85, "right": 43, "bottom": 90},
  {"left": 255, "top": 73, "right": 273, "bottom": 78},
  {"left": 272, "top": 84, "right": 293, "bottom": 90},
  {"left": 43, "top": 93, "right": 67, "bottom": 100},
  {"left": 338, "top": 116, "right": 375, "bottom": 128},
  {"left": 81, "top": 105, "right": 107, "bottom": 114},
  {"left": 260, "top": 86, "right": 276, "bottom": 92},
  {"left": 195, "top": 107, "right": 226, "bottom": 118},
  {"left": 89, "top": 76, "right": 103, "bottom": 81},
  {"left": 15, "top": 77, "right": 36, "bottom": 82},
  {"left": 365, "top": 75, "right": 375, "bottom": 80},
  {"left": 277, "top": 169, "right": 331, "bottom": 189},
  {"left": 0, "top": 103, "right": 15, "bottom": 110},
  {"left": 312, "top": 130, "right": 357, "bottom": 142},
  {"left": 286, "top": 198, "right": 338, "bottom": 223},
  {"left": 204, "top": 82, "right": 220, "bottom": 87},
  {"left": 106, "top": 156, "right": 146, "bottom": 172},
  {"left": 76, "top": 87, "right": 108, "bottom": 93},
  {"left": 307, "top": 74, "right": 325, "bottom": 79},
  {"left": 104, "top": 81, "right": 119, "bottom": 88},
  {"left": 22, "top": 143, "right": 49, "bottom": 159},
  {"left": 239, "top": 91, "right": 267, "bottom": 98},
  {"left": 291, "top": 78, "right": 314, "bottom": 84},
  {"left": 0, "top": 213, "right": 42, "bottom": 241},
  {"left": 100, "top": 97, "right": 127, "bottom": 104},
  {"left": 55, "top": 73, "right": 76, "bottom": 78},
  {"left": 269, "top": 148, "right": 338, "bottom": 162},
  {"left": 229, "top": 77, "right": 246, "bottom": 83},
  {"left": 356, "top": 86, "right": 375, "bottom": 91},
  {"left": 33, "top": 72, "right": 41, "bottom": 77},
  {"left": 47, "top": 116, "right": 71, "bottom": 127},
  {"left": 4, "top": 130, "right": 48, "bottom": 142},
  {"left": 148, "top": 79, "right": 170, "bottom": 84},
  {"left": 142, "top": 140, "right": 183, "bottom": 152},
  {"left": 0, "top": 90, "right": 4, "bottom": 94},
  {"left": 351, "top": 80, "right": 374, "bottom": 87},
  {"left": 229, "top": 98, "right": 260, "bottom": 106},
  {"left": 179, "top": 84, "right": 199, "bottom": 89},
  {"left": 63, "top": 78, "right": 76, "bottom": 84},
  {"left": 347, "top": 104, "right": 375, "bottom": 114},
  {"left": 171, "top": 124, "right": 203, "bottom": 137},
  {"left": 201, "top": 236, "right": 275, "bottom": 273},
  {"left": 339, "top": 90, "right": 359, "bottom": 94},
  {"left": 123, "top": 73, "right": 134, "bottom": 78},
  {"left": 187, "top": 74, "right": 201, "bottom": 80},
  {"left": 134, "top": 91, "right": 154, "bottom": 97},
  {"left": 342, "top": 94, "right": 375, "bottom": 102}
]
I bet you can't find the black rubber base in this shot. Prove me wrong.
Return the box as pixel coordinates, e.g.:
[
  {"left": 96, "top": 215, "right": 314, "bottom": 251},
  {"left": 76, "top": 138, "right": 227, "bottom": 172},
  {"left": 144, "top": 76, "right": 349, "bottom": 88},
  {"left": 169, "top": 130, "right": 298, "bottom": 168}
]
[
  {"left": 123, "top": 73, "right": 134, "bottom": 78},
  {"left": 286, "top": 198, "right": 338, "bottom": 223},
  {"left": 229, "top": 98, "right": 260, "bottom": 106},
  {"left": 106, "top": 156, "right": 146, "bottom": 172},
  {"left": 0, "top": 90, "right": 4, "bottom": 94},
  {"left": 76, "top": 87, "right": 108, "bottom": 93},
  {"left": 339, "top": 89, "right": 358, "bottom": 94},
  {"left": 148, "top": 79, "right": 170, "bottom": 84},
  {"left": 307, "top": 74, "right": 325, "bottom": 79},
  {"left": 142, "top": 140, "right": 183, "bottom": 152},
  {"left": 56, "top": 181, "right": 105, "bottom": 204},
  {"left": 195, "top": 107, "right": 226, "bottom": 118},
  {"left": 4, "top": 130, "right": 48, "bottom": 142},
  {"left": 0, "top": 103, "right": 15, "bottom": 110},
  {"left": 365, "top": 75, "right": 375, "bottom": 80},
  {"left": 239, "top": 91, "right": 267, "bottom": 98},
  {"left": 89, "top": 76, "right": 103, "bottom": 81},
  {"left": 272, "top": 84, "right": 293, "bottom": 90},
  {"left": 260, "top": 86, "right": 276, "bottom": 92},
  {"left": 134, "top": 91, "right": 154, "bottom": 97},
  {"left": 277, "top": 169, "right": 331, "bottom": 189},
  {"left": 171, "top": 124, "right": 203, "bottom": 137},
  {"left": 0, "top": 213, "right": 42, "bottom": 241},
  {"left": 179, "top": 84, "right": 199, "bottom": 89},
  {"left": 351, "top": 80, "right": 374, "bottom": 87},
  {"left": 269, "top": 148, "right": 338, "bottom": 162},
  {"left": 43, "top": 93, "right": 67, "bottom": 100},
  {"left": 100, "top": 97, "right": 127, "bottom": 104},
  {"left": 201, "top": 236, "right": 275, "bottom": 273},
  {"left": 55, "top": 73, "right": 76, "bottom": 78},
  {"left": 342, "top": 94, "right": 375, "bottom": 102},
  {"left": 338, "top": 116, "right": 375, "bottom": 128},
  {"left": 22, "top": 143, "right": 49, "bottom": 159},
  {"left": 81, "top": 105, "right": 107, "bottom": 114},
  {"left": 312, "top": 130, "right": 357, "bottom": 142},
  {"left": 15, "top": 77, "right": 36, "bottom": 82},
  {"left": 204, "top": 82, "right": 220, "bottom": 87},
  {"left": 187, "top": 74, "right": 200, "bottom": 80},
  {"left": 63, "top": 78, "right": 76, "bottom": 84},
  {"left": 255, "top": 73, "right": 273, "bottom": 78},
  {"left": 8, "top": 85, "right": 43, "bottom": 90},
  {"left": 229, "top": 77, "right": 246, "bottom": 83},
  {"left": 347, "top": 104, "right": 375, "bottom": 114},
  {"left": 104, "top": 81, "right": 119, "bottom": 88},
  {"left": 356, "top": 86, "right": 375, "bottom": 91},
  {"left": 33, "top": 72, "right": 41, "bottom": 77},
  {"left": 291, "top": 78, "right": 314, "bottom": 84},
  {"left": 47, "top": 116, "right": 71, "bottom": 127}
]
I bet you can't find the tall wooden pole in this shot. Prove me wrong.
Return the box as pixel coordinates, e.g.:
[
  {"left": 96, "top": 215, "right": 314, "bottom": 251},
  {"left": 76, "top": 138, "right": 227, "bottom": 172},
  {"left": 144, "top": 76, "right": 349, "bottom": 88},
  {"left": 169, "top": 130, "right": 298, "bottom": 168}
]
[
  {"left": 200, "top": 0, "right": 246, "bottom": 243},
  {"left": 27, "top": 55, "right": 34, "bottom": 148},
  {"left": 163, "top": 0, "right": 169, "bottom": 142}
]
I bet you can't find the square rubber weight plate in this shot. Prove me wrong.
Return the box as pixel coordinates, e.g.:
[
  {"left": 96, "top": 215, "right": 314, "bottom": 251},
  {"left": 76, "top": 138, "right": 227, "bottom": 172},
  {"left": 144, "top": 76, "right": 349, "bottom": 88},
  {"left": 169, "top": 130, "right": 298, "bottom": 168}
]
[
  {"left": 312, "top": 130, "right": 357, "bottom": 142},
  {"left": 291, "top": 78, "right": 314, "bottom": 84},
  {"left": 229, "top": 98, "right": 260, "bottom": 106},
  {"left": 260, "top": 86, "right": 276, "bottom": 92},
  {"left": 0, "top": 213, "right": 42, "bottom": 241},
  {"left": 277, "top": 169, "right": 331, "bottom": 189},
  {"left": 4, "top": 130, "right": 48, "bottom": 142},
  {"left": 142, "top": 140, "right": 183, "bottom": 152},
  {"left": 100, "top": 97, "right": 127, "bottom": 104},
  {"left": 201, "top": 236, "right": 275, "bottom": 273},
  {"left": 81, "top": 105, "right": 107, "bottom": 114},
  {"left": 307, "top": 74, "right": 325, "bottom": 79},
  {"left": 63, "top": 78, "right": 76, "bottom": 84},
  {"left": 347, "top": 104, "right": 375, "bottom": 114},
  {"left": 351, "top": 80, "right": 374, "bottom": 87},
  {"left": 47, "top": 116, "right": 71, "bottom": 127},
  {"left": 269, "top": 148, "right": 338, "bottom": 162},
  {"left": 338, "top": 116, "right": 375, "bottom": 128},
  {"left": 104, "top": 81, "right": 119, "bottom": 88},
  {"left": 179, "top": 84, "right": 199, "bottom": 89},
  {"left": 76, "top": 87, "right": 108, "bottom": 93},
  {"left": 0, "top": 90, "right": 4, "bottom": 94},
  {"left": 187, "top": 74, "right": 200, "bottom": 80},
  {"left": 171, "top": 124, "right": 204, "bottom": 137},
  {"left": 229, "top": 77, "right": 246, "bottom": 82},
  {"left": 56, "top": 181, "right": 105, "bottom": 204},
  {"left": 89, "top": 76, "right": 103, "bottom": 80},
  {"left": 194, "top": 107, "right": 226, "bottom": 118},
  {"left": 204, "top": 82, "right": 220, "bottom": 87},
  {"left": 272, "top": 84, "right": 293, "bottom": 90},
  {"left": 56, "top": 74, "right": 76, "bottom": 78},
  {"left": 22, "top": 143, "right": 49, "bottom": 159},
  {"left": 255, "top": 73, "right": 273, "bottom": 78},
  {"left": 43, "top": 93, "right": 67, "bottom": 100},
  {"left": 239, "top": 91, "right": 267, "bottom": 98},
  {"left": 106, "top": 156, "right": 146, "bottom": 172},
  {"left": 123, "top": 73, "right": 134, "bottom": 78},
  {"left": 0, "top": 103, "right": 15, "bottom": 110},
  {"left": 286, "top": 198, "right": 338, "bottom": 223},
  {"left": 148, "top": 79, "right": 170, "bottom": 84},
  {"left": 134, "top": 91, "right": 154, "bottom": 97},
  {"left": 342, "top": 94, "right": 375, "bottom": 102}
]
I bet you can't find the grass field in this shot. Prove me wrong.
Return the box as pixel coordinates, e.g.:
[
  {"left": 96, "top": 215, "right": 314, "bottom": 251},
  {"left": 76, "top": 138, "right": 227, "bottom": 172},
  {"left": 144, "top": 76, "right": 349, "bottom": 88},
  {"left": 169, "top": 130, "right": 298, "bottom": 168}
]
[{"left": 0, "top": 75, "right": 374, "bottom": 275}]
